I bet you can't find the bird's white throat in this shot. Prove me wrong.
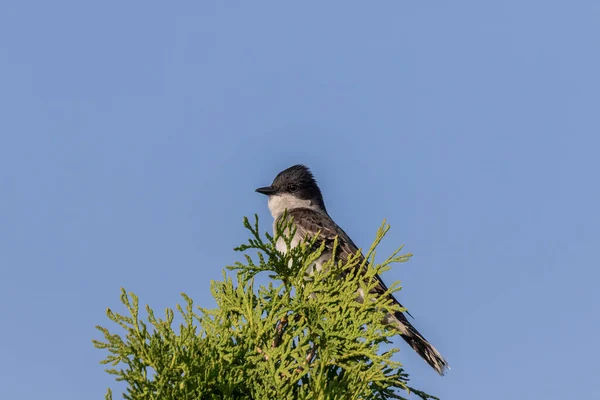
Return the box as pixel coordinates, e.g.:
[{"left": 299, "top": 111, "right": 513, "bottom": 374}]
[{"left": 267, "top": 193, "right": 321, "bottom": 219}]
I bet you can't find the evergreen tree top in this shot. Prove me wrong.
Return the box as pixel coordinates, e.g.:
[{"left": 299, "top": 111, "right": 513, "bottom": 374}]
[{"left": 94, "top": 215, "right": 439, "bottom": 400}]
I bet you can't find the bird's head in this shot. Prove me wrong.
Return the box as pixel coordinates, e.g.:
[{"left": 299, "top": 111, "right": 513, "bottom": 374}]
[{"left": 256, "top": 164, "right": 327, "bottom": 215}]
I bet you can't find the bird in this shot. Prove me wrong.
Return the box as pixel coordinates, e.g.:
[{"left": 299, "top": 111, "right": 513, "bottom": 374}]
[{"left": 255, "top": 164, "right": 449, "bottom": 376}]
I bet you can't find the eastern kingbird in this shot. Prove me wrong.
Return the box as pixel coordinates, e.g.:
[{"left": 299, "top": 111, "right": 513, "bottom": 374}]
[{"left": 256, "top": 164, "right": 449, "bottom": 375}]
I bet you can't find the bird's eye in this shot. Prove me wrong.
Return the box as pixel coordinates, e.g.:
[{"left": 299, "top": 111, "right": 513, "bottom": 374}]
[{"left": 289, "top": 184, "right": 298, "bottom": 192}]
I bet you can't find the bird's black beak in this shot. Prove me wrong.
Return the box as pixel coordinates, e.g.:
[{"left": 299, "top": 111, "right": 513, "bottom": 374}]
[{"left": 255, "top": 186, "right": 277, "bottom": 195}]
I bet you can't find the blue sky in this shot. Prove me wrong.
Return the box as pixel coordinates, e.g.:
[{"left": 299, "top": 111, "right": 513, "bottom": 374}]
[{"left": 1, "top": 1, "right": 599, "bottom": 399}]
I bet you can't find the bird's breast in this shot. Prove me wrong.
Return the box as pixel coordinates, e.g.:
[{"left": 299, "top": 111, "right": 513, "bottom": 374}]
[{"left": 274, "top": 230, "right": 330, "bottom": 276}]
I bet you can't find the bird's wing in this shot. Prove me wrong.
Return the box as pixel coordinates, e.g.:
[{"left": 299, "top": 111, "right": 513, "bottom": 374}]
[
  {"left": 280, "top": 209, "right": 452, "bottom": 376},
  {"left": 280, "top": 207, "right": 399, "bottom": 303}
]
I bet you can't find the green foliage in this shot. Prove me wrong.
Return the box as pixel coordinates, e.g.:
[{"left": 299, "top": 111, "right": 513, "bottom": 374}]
[{"left": 94, "top": 215, "right": 439, "bottom": 400}]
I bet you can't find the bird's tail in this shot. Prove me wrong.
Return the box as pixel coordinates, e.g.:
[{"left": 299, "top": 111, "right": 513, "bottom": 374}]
[{"left": 393, "top": 311, "right": 449, "bottom": 376}]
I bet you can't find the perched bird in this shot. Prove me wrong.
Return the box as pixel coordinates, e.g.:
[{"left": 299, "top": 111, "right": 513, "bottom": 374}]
[{"left": 256, "top": 164, "right": 449, "bottom": 375}]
